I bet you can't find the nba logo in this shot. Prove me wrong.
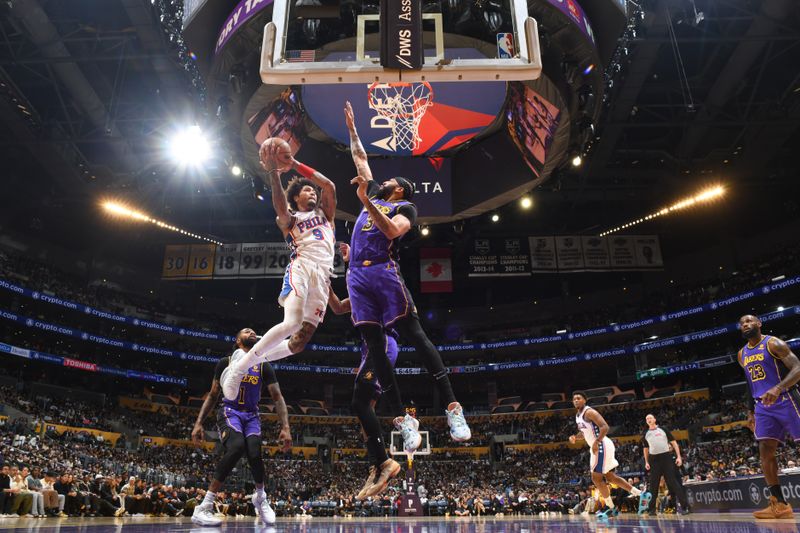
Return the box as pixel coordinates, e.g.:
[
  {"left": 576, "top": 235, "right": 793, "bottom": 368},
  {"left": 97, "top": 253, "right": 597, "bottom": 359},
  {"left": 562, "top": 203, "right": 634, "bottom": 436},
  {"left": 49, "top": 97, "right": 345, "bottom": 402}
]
[{"left": 497, "top": 33, "right": 515, "bottom": 59}]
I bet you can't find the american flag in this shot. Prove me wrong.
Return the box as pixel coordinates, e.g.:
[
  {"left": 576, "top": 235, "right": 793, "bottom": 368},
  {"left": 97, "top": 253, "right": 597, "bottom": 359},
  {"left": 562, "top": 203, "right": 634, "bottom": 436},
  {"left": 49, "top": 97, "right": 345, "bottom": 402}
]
[{"left": 286, "top": 50, "right": 315, "bottom": 62}]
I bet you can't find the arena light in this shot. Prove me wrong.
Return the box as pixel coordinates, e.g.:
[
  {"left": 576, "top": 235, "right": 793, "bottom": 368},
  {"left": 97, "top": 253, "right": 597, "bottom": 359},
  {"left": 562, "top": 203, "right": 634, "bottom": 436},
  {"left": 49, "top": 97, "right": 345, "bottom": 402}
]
[
  {"left": 231, "top": 164, "right": 242, "bottom": 177},
  {"left": 169, "top": 125, "right": 211, "bottom": 167},
  {"left": 101, "top": 200, "right": 223, "bottom": 246},
  {"left": 571, "top": 155, "right": 582, "bottom": 167},
  {"left": 520, "top": 196, "right": 533, "bottom": 209},
  {"left": 421, "top": 226, "right": 430, "bottom": 236},
  {"left": 599, "top": 184, "right": 726, "bottom": 237},
  {"left": 491, "top": 213, "right": 500, "bottom": 223}
]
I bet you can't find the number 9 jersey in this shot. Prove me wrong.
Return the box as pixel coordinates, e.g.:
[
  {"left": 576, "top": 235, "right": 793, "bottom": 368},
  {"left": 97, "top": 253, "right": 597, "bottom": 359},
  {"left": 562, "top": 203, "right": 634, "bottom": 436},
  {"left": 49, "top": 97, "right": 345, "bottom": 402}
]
[{"left": 278, "top": 208, "right": 336, "bottom": 326}]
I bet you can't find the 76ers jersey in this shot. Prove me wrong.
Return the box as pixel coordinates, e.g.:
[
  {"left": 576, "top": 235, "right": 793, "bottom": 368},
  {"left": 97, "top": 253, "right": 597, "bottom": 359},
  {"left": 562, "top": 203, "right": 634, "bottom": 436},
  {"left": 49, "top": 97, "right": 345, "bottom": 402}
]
[
  {"left": 286, "top": 208, "right": 335, "bottom": 266},
  {"left": 576, "top": 406, "right": 601, "bottom": 446},
  {"left": 741, "top": 335, "right": 784, "bottom": 399}
]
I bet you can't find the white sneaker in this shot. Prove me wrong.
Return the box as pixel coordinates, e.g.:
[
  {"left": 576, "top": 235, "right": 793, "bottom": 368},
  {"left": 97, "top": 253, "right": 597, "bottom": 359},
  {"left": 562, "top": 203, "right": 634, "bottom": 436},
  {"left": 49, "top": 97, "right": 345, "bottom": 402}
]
[
  {"left": 447, "top": 403, "right": 471, "bottom": 442},
  {"left": 191, "top": 503, "right": 222, "bottom": 526},
  {"left": 220, "top": 350, "right": 248, "bottom": 401},
  {"left": 394, "top": 414, "right": 421, "bottom": 453},
  {"left": 253, "top": 491, "right": 276, "bottom": 525}
]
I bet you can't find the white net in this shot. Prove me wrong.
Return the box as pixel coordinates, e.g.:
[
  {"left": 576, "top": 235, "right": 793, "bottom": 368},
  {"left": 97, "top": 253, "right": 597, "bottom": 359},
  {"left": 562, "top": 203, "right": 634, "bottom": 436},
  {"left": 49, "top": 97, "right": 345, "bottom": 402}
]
[{"left": 367, "top": 82, "right": 434, "bottom": 151}]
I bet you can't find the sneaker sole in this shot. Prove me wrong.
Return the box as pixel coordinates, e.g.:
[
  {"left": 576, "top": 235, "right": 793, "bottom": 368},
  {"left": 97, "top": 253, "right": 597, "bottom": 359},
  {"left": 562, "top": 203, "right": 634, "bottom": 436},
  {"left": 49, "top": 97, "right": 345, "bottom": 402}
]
[
  {"left": 364, "top": 462, "right": 402, "bottom": 498},
  {"left": 404, "top": 434, "right": 422, "bottom": 453},
  {"left": 450, "top": 430, "right": 472, "bottom": 442}
]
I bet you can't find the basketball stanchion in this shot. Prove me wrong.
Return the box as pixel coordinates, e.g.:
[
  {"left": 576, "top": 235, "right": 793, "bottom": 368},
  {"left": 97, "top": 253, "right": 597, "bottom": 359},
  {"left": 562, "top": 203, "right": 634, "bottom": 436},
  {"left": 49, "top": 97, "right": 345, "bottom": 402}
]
[{"left": 390, "top": 428, "right": 430, "bottom": 517}]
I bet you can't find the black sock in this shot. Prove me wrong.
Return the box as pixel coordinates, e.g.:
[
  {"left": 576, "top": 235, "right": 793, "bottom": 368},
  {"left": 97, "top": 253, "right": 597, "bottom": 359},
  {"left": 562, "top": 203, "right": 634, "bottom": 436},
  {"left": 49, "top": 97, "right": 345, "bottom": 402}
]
[{"left": 769, "top": 484, "right": 786, "bottom": 503}]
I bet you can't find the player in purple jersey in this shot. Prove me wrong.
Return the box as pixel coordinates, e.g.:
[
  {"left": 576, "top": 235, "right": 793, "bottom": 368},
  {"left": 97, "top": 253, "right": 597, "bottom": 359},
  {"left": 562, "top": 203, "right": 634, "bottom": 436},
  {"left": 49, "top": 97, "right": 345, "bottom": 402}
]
[
  {"left": 328, "top": 243, "right": 401, "bottom": 499},
  {"left": 343, "top": 102, "right": 471, "bottom": 490},
  {"left": 190, "top": 328, "right": 292, "bottom": 526},
  {"left": 738, "top": 315, "right": 800, "bottom": 519}
]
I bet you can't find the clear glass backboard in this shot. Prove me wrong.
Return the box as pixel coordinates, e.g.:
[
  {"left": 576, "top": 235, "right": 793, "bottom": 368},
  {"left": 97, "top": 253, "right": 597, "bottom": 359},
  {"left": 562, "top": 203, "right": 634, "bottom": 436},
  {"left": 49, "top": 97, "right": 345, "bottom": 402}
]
[{"left": 261, "top": 0, "right": 541, "bottom": 84}]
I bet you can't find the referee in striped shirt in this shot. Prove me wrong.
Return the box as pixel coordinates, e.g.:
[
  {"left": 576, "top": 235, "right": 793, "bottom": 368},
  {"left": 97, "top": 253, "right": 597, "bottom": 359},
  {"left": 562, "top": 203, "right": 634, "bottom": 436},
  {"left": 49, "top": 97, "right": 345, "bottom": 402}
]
[{"left": 641, "top": 413, "right": 689, "bottom": 515}]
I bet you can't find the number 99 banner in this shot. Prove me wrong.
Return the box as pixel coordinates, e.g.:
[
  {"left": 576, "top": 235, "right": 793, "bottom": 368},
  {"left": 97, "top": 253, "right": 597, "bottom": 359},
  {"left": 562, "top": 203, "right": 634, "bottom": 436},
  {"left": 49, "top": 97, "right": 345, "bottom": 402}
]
[{"left": 163, "top": 243, "right": 345, "bottom": 280}]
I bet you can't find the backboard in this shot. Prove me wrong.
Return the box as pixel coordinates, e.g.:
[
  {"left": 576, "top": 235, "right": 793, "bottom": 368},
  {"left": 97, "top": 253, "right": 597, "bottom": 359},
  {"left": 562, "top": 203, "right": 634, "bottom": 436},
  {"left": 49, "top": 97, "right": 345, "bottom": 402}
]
[
  {"left": 390, "top": 430, "right": 431, "bottom": 457},
  {"left": 261, "top": 0, "right": 541, "bottom": 84}
]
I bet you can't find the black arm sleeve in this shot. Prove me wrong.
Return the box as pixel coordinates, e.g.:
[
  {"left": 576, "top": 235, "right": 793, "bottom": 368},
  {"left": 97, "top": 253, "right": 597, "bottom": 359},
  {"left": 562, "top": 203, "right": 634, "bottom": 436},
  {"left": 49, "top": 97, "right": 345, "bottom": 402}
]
[
  {"left": 664, "top": 429, "right": 675, "bottom": 442},
  {"left": 214, "top": 357, "right": 230, "bottom": 382},
  {"left": 641, "top": 430, "right": 650, "bottom": 448},
  {"left": 261, "top": 362, "right": 278, "bottom": 386},
  {"left": 366, "top": 180, "right": 380, "bottom": 198},
  {"left": 397, "top": 203, "right": 418, "bottom": 226}
]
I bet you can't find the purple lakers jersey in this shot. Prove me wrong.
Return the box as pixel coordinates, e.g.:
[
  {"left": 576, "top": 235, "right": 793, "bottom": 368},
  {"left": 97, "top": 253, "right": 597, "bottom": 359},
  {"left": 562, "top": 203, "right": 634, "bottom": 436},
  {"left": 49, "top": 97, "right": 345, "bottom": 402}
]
[
  {"left": 215, "top": 354, "right": 277, "bottom": 413},
  {"left": 351, "top": 182, "right": 415, "bottom": 265},
  {"left": 741, "top": 335, "right": 784, "bottom": 399}
]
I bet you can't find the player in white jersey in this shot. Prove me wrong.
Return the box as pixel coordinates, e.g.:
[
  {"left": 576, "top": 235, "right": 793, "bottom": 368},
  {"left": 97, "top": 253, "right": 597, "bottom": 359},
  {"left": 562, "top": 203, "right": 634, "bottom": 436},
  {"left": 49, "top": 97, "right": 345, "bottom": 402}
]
[
  {"left": 569, "top": 391, "right": 643, "bottom": 520},
  {"left": 221, "top": 141, "right": 336, "bottom": 401}
]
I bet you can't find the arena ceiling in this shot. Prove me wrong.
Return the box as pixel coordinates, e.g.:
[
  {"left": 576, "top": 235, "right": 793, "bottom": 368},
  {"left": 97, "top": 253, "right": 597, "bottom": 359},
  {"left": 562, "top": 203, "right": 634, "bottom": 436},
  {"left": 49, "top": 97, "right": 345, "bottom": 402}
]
[{"left": 0, "top": 0, "right": 798, "bottom": 254}]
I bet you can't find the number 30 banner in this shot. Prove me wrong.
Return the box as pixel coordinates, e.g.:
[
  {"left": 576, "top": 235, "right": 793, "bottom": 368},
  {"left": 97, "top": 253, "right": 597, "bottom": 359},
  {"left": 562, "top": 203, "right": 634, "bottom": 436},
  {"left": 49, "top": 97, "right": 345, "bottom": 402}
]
[{"left": 163, "top": 243, "right": 345, "bottom": 280}]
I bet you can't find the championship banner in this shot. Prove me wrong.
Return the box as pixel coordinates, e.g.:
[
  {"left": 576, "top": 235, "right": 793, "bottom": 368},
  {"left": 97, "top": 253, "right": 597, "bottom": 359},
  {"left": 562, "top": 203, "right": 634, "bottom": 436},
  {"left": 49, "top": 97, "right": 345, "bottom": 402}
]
[
  {"left": 529, "top": 236, "right": 557, "bottom": 272},
  {"left": 468, "top": 237, "right": 531, "bottom": 277},
  {"left": 528, "top": 235, "right": 663, "bottom": 272},
  {"left": 555, "top": 236, "right": 585, "bottom": 271},
  {"left": 685, "top": 473, "right": 800, "bottom": 511},
  {"left": 420, "top": 248, "right": 453, "bottom": 293},
  {"left": 609, "top": 235, "right": 637, "bottom": 269},
  {"left": 581, "top": 236, "right": 611, "bottom": 270}
]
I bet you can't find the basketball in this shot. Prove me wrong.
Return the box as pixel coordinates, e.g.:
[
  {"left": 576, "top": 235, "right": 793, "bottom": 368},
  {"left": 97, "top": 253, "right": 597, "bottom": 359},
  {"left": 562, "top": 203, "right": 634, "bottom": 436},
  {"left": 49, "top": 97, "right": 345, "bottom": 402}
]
[{"left": 259, "top": 137, "right": 293, "bottom": 172}]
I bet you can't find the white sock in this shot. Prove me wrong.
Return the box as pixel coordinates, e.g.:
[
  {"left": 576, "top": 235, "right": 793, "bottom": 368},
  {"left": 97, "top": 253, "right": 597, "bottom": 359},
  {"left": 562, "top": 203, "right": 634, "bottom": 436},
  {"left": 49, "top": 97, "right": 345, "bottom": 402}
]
[
  {"left": 202, "top": 491, "right": 216, "bottom": 506},
  {"left": 604, "top": 497, "right": 615, "bottom": 509},
  {"left": 630, "top": 487, "right": 642, "bottom": 496},
  {"left": 264, "top": 339, "right": 294, "bottom": 362},
  {"left": 255, "top": 487, "right": 266, "bottom": 498}
]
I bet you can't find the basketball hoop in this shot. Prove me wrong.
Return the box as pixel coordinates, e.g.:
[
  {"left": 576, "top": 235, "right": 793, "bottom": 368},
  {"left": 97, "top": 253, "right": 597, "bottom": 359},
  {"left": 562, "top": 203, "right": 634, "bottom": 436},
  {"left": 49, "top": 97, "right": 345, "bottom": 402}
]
[{"left": 367, "top": 82, "right": 434, "bottom": 151}]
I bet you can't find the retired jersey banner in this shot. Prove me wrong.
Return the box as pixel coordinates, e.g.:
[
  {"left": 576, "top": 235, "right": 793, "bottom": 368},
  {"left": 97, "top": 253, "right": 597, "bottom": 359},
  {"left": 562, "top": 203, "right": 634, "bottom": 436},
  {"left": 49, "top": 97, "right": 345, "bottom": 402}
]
[
  {"left": 468, "top": 238, "right": 531, "bottom": 277},
  {"left": 163, "top": 242, "right": 345, "bottom": 280},
  {"left": 420, "top": 248, "right": 453, "bottom": 293}
]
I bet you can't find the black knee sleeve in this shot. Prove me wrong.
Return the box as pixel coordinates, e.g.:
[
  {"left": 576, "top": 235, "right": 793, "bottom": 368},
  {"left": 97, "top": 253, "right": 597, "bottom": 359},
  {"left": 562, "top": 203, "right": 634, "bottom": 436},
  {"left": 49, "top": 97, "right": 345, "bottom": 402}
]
[
  {"left": 351, "top": 383, "right": 388, "bottom": 466},
  {"left": 245, "top": 435, "right": 265, "bottom": 485},
  {"left": 214, "top": 430, "right": 246, "bottom": 483},
  {"left": 396, "top": 317, "right": 456, "bottom": 406},
  {"left": 359, "top": 324, "right": 403, "bottom": 413}
]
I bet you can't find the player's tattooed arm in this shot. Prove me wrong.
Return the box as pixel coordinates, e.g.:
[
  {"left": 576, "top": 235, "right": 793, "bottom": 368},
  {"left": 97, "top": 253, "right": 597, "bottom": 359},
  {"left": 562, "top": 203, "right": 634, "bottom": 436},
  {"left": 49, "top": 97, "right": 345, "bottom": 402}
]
[
  {"left": 327, "top": 289, "right": 351, "bottom": 315},
  {"left": 269, "top": 382, "right": 292, "bottom": 451},
  {"left": 352, "top": 175, "right": 411, "bottom": 239},
  {"left": 192, "top": 378, "right": 220, "bottom": 444},
  {"left": 289, "top": 156, "right": 337, "bottom": 222},
  {"left": 344, "top": 101, "right": 373, "bottom": 182},
  {"left": 761, "top": 337, "right": 800, "bottom": 406},
  {"left": 261, "top": 145, "right": 293, "bottom": 232}
]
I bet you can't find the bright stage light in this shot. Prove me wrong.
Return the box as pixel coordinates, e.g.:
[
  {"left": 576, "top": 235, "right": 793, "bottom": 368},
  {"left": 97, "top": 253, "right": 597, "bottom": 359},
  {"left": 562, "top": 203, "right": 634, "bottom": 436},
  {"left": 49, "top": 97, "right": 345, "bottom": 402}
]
[
  {"left": 102, "top": 200, "right": 222, "bottom": 246},
  {"left": 169, "top": 125, "right": 211, "bottom": 167},
  {"left": 491, "top": 213, "right": 500, "bottom": 223},
  {"left": 571, "top": 155, "right": 582, "bottom": 167},
  {"left": 231, "top": 165, "right": 242, "bottom": 176},
  {"left": 599, "top": 184, "right": 726, "bottom": 237},
  {"left": 421, "top": 226, "right": 430, "bottom": 236},
  {"left": 520, "top": 196, "right": 533, "bottom": 209}
]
